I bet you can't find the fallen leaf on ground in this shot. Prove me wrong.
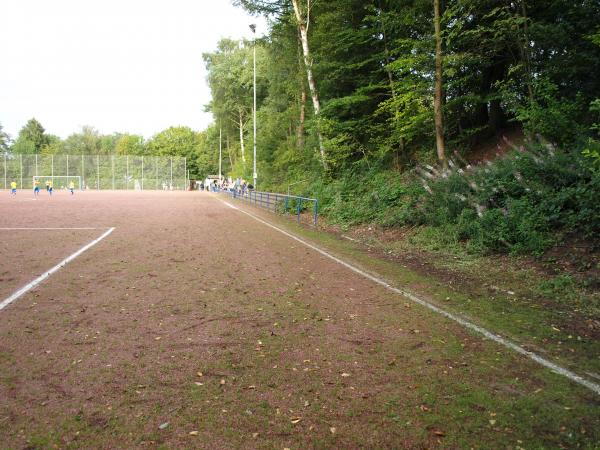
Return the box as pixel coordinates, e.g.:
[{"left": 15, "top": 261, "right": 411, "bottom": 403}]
[
  {"left": 341, "top": 373, "right": 351, "bottom": 377},
  {"left": 252, "top": 432, "right": 259, "bottom": 438},
  {"left": 291, "top": 417, "right": 302, "bottom": 424},
  {"left": 330, "top": 427, "right": 336, "bottom": 434},
  {"left": 159, "top": 422, "right": 169, "bottom": 430},
  {"left": 189, "top": 431, "right": 199, "bottom": 436},
  {"left": 433, "top": 430, "right": 445, "bottom": 436},
  {"left": 220, "top": 379, "right": 226, "bottom": 385},
  {"left": 197, "top": 371, "right": 203, "bottom": 377}
]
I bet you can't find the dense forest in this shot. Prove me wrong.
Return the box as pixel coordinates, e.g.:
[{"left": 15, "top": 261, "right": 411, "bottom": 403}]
[
  {"left": 201, "top": 0, "right": 600, "bottom": 256},
  {"left": 200, "top": 0, "right": 600, "bottom": 176}
]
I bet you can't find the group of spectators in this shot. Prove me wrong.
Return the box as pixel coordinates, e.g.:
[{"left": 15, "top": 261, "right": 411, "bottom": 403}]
[{"left": 198, "top": 177, "right": 253, "bottom": 194}]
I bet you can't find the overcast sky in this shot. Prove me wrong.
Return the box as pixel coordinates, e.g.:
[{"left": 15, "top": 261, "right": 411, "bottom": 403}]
[{"left": 0, "top": 0, "right": 266, "bottom": 139}]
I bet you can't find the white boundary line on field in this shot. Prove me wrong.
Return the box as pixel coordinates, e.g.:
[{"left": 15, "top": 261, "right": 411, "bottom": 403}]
[
  {"left": 221, "top": 200, "right": 600, "bottom": 396},
  {"left": 0, "top": 227, "right": 102, "bottom": 230},
  {"left": 0, "top": 227, "right": 116, "bottom": 311}
]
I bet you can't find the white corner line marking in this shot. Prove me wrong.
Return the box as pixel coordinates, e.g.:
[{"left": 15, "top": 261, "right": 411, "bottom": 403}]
[
  {"left": 221, "top": 200, "right": 600, "bottom": 395},
  {"left": 0, "top": 227, "right": 116, "bottom": 311}
]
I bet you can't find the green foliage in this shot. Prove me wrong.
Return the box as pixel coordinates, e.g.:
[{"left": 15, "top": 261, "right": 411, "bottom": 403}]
[
  {"left": 203, "top": 38, "right": 269, "bottom": 179},
  {"left": 500, "top": 78, "right": 585, "bottom": 145},
  {"left": 61, "top": 126, "right": 102, "bottom": 155},
  {"left": 537, "top": 274, "right": 578, "bottom": 303},
  {"left": 309, "top": 168, "right": 419, "bottom": 226},
  {"left": 410, "top": 148, "right": 599, "bottom": 255},
  {"left": 591, "top": 99, "right": 600, "bottom": 136},
  {"left": 316, "top": 146, "right": 599, "bottom": 257},
  {"left": 13, "top": 118, "right": 49, "bottom": 154},
  {"left": 115, "top": 134, "right": 145, "bottom": 156},
  {"left": 230, "top": 0, "right": 600, "bottom": 186},
  {"left": 581, "top": 134, "right": 600, "bottom": 173},
  {"left": 147, "top": 127, "right": 213, "bottom": 178},
  {"left": 0, "top": 123, "right": 10, "bottom": 152}
]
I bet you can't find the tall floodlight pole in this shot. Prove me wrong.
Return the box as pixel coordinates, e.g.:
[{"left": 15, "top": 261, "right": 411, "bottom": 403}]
[
  {"left": 219, "top": 126, "right": 222, "bottom": 183},
  {"left": 250, "top": 23, "right": 257, "bottom": 189}
]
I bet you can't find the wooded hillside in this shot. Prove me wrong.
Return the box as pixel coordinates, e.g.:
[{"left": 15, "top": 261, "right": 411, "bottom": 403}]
[
  {"left": 201, "top": 0, "right": 600, "bottom": 182},
  {"left": 201, "top": 0, "right": 600, "bottom": 259}
]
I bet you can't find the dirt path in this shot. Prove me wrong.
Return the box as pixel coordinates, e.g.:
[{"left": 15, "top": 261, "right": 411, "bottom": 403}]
[{"left": 0, "top": 191, "right": 598, "bottom": 449}]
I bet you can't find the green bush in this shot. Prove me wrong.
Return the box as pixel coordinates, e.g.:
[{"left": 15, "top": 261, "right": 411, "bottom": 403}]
[
  {"left": 407, "top": 147, "right": 599, "bottom": 255},
  {"left": 314, "top": 145, "right": 599, "bottom": 257}
]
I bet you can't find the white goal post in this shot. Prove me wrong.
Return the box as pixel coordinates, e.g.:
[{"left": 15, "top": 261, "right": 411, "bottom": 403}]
[{"left": 32, "top": 176, "right": 82, "bottom": 190}]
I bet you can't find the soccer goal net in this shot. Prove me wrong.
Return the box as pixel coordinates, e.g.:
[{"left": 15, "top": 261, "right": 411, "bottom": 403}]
[{"left": 33, "top": 176, "right": 81, "bottom": 190}]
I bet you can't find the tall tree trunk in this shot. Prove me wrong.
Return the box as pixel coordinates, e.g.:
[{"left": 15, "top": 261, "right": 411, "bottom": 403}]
[
  {"left": 291, "top": 0, "right": 327, "bottom": 169},
  {"left": 298, "top": 89, "right": 306, "bottom": 149},
  {"left": 433, "top": 0, "right": 447, "bottom": 169},
  {"left": 227, "top": 135, "right": 235, "bottom": 167},
  {"left": 296, "top": 33, "right": 306, "bottom": 150},
  {"left": 238, "top": 110, "right": 246, "bottom": 163}
]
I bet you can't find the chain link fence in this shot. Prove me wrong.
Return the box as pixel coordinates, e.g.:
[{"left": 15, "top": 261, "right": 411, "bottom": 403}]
[{"left": 2, "top": 154, "right": 187, "bottom": 190}]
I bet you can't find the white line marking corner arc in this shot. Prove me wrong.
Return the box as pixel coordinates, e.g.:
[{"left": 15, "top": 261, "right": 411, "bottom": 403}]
[
  {"left": 0, "top": 227, "right": 116, "bottom": 311},
  {"left": 220, "top": 199, "right": 600, "bottom": 396}
]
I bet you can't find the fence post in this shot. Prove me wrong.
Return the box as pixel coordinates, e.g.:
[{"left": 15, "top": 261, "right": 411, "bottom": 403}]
[
  {"left": 111, "top": 155, "right": 115, "bottom": 190},
  {"left": 35, "top": 154, "right": 38, "bottom": 177},
  {"left": 20, "top": 154, "right": 23, "bottom": 189},
  {"left": 82, "top": 154, "right": 85, "bottom": 190},
  {"left": 170, "top": 157, "right": 173, "bottom": 189},
  {"left": 3, "top": 153, "right": 6, "bottom": 189},
  {"left": 66, "top": 154, "right": 69, "bottom": 178},
  {"left": 51, "top": 154, "right": 54, "bottom": 186},
  {"left": 155, "top": 156, "right": 158, "bottom": 190},
  {"left": 126, "top": 155, "right": 129, "bottom": 190},
  {"left": 313, "top": 199, "right": 318, "bottom": 226},
  {"left": 141, "top": 155, "right": 144, "bottom": 190},
  {"left": 297, "top": 198, "right": 302, "bottom": 223},
  {"left": 184, "top": 157, "right": 187, "bottom": 190},
  {"left": 96, "top": 155, "right": 100, "bottom": 190},
  {"left": 285, "top": 195, "right": 289, "bottom": 214}
]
